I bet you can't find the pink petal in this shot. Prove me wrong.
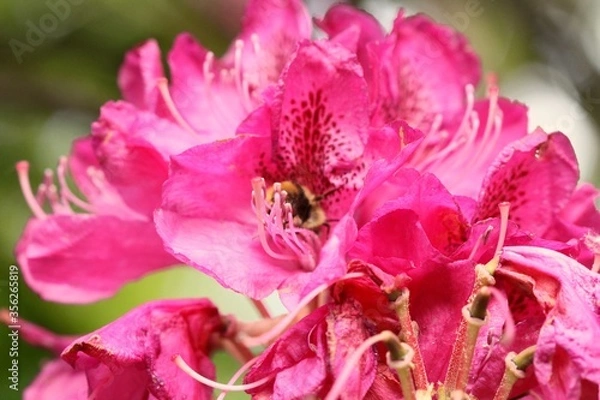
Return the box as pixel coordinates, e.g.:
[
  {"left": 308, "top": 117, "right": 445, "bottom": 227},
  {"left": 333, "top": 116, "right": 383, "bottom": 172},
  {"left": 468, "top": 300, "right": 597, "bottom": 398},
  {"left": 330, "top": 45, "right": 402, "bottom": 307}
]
[
  {"left": 245, "top": 306, "right": 330, "bottom": 398},
  {"left": 62, "top": 299, "right": 222, "bottom": 400},
  {"left": 167, "top": 33, "right": 249, "bottom": 137},
  {"left": 270, "top": 40, "right": 370, "bottom": 217},
  {"left": 475, "top": 130, "right": 579, "bottom": 236},
  {"left": 118, "top": 40, "right": 164, "bottom": 111},
  {"left": 349, "top": 173, "right": 468, "bottom": 273},
  {"left": 155, "top": 136, "right": 299, "bottom": 299},
  {"left": 315, "top": 4, "right": 385, "bottom": 81},
  {"left": 229, "top": 0, "right": 311, "bottom": 81},
  {"left": 369, "top": 13, "right": 481, "bottom": 131},
  {"left": 91, "top": 101, "right": 203, "bottom": 215},
  {"left": 500, "top": 246, "right": 600, "bottom": 397},
  {"left": 17, "top": 215, "right": 177, "bottom": 303},
  {"left": 24, "top": 359, "right": 87, "bottom": 400}
]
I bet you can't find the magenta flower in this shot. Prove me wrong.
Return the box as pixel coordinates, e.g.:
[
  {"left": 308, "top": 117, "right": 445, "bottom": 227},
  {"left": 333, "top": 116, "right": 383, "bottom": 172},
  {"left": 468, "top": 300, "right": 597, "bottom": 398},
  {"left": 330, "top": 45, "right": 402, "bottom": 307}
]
[
  {"left": 61, "top": 299, "right": 223, "bottom": 400},
  {"left": 156, "top": 39, "right": 411, "bottom": 301}
]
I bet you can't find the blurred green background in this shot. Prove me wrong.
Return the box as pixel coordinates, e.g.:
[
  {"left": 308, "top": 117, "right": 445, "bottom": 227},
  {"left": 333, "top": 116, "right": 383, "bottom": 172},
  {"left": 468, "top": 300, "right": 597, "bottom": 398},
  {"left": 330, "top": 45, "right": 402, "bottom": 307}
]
[{"left": 0, "top": 0, "right": 598, "bottom": 399}]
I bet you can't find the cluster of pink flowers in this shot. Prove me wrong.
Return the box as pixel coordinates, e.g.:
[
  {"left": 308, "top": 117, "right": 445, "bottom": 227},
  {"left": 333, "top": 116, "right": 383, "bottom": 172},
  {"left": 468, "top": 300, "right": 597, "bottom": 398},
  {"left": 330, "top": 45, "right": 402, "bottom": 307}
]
[{"left": 10, "top": 1, "right": 600, "bottom": 399}]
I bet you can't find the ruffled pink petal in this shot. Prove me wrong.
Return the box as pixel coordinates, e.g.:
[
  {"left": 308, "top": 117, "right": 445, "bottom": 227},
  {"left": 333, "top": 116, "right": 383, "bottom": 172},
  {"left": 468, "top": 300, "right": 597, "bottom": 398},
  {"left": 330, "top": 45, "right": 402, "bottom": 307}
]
[
  {"left": 156, "top": 136, "right": 300, "bottom": 299},
  {"left": 369, "top": 13, "right": 481, "bottom": 131},
  {"left": 16, "top": 214, "right": 178, "bottom": 303},
  {"left": 245, "top": 306, "right": 330, "bottom": 398},
  {"left": 118, "top": 40, "right": 164, "bottom": 111},
  {"left": 62, "top": 299, "right": 222, "bottom": 400},
  {"left": 349, "top": 173, "right": 468, "bottom": 273},
  {"left": 326, "top": 300, "right": 377, "bottom": 399},
  {"left": 24, "top": 359, "right": 87, "bottom": 400},
  {"left": 315, "top": 4, "right": 385, "bottom": 81},
  {"left": 475, "top": 130, "right": 579, "bottom": 236},
  {"left": 500, "top": 246, "right": 600, "bottom": 398}
]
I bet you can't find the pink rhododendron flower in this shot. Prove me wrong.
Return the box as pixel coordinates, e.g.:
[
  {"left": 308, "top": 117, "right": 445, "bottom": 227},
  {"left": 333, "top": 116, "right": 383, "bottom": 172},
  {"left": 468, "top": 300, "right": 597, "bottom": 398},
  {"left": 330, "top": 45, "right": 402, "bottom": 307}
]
[
  {"left": 61, "top": 299, "right": 224, "bottom": 400},
  {"left": 15, "top": 0, "right": 311, "bottom": 303},
  {"left": 156, "top": 39, "right": 414, "bottom": 301}
]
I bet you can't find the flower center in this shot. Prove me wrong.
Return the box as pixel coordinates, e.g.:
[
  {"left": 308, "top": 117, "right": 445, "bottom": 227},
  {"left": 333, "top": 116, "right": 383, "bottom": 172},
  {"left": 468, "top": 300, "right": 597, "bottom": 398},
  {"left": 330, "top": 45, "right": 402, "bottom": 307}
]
[{"left": 251, "top": 177, "right": 322, "bottom": 270}]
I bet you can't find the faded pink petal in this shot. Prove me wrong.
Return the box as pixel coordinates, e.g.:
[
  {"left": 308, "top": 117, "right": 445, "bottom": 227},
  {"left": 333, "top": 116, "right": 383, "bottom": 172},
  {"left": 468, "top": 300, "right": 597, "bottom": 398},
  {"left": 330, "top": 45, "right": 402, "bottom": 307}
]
[
  {"left": 326, "top": 300, "right": 377, "bottom": 399},
  {"left": 62, "top": 299, "right": 223, "bottom": 400},
  {"left": 245, "top": 306, "right": 330, "bottom": 398},
  {"left": 475, "top": 130, "right": 579, "bottom": 236}
]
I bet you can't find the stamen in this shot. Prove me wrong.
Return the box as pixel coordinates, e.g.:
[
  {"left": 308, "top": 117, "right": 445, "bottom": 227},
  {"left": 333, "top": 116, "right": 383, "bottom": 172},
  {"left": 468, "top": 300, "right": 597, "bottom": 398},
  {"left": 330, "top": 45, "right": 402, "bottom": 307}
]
[
  {"left": 241, "top": 272, "right": 364, "bottom": 347},
  {"left": 56, "top": 157, "right": 94, "bottom": 213},
  {"left": 16, "top": 161, "right": 47, "bottom": 219},
  {"left": 173, "top": 355, "right": 271, "bottom": 392},
  {"left": 203, "top": 51, "right": 215, "bottom": 88},
  {"left": 324, "top": 331, "right": 405, "bottom": 400},
  {"left": 492, "top": 346, "right": 536, "bottom": 400},
  {"left": 251, "top": 178, "right": 321, "bottom": 270},
  {"left": 216, "top": 356, "right": 262, "bottom": 400},
  {"left": 393, "top": 289, "right": 429, "bottom": 390},
  {"left": 156, "top": 77, "right": 197, "bottom": 135},
  {"left": 232, "top": 40, "right": 252, "bottom": 109},
  {"left": 494, "top": 202, "right": 510, "bottom": 258},
  {"left": 470, "top": 78, "right": 502, "bottom": 171}
]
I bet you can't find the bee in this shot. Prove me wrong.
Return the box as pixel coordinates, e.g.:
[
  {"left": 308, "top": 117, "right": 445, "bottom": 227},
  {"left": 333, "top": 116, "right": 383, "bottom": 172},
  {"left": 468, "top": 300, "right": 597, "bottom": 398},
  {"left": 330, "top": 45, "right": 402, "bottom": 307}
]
[{"left": 266, "top": 181, "right": 327, "bottom": 231}]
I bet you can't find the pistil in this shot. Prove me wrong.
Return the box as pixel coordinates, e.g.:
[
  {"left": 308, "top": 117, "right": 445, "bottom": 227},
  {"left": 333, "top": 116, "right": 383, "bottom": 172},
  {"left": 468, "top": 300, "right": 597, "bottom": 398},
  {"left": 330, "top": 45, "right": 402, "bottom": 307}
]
[
  {"left": 492, "top": 346, "right": 536, "bottom": 400},
  {"left": 393, "top": 288, "right": 429, "bottom": 390}
]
